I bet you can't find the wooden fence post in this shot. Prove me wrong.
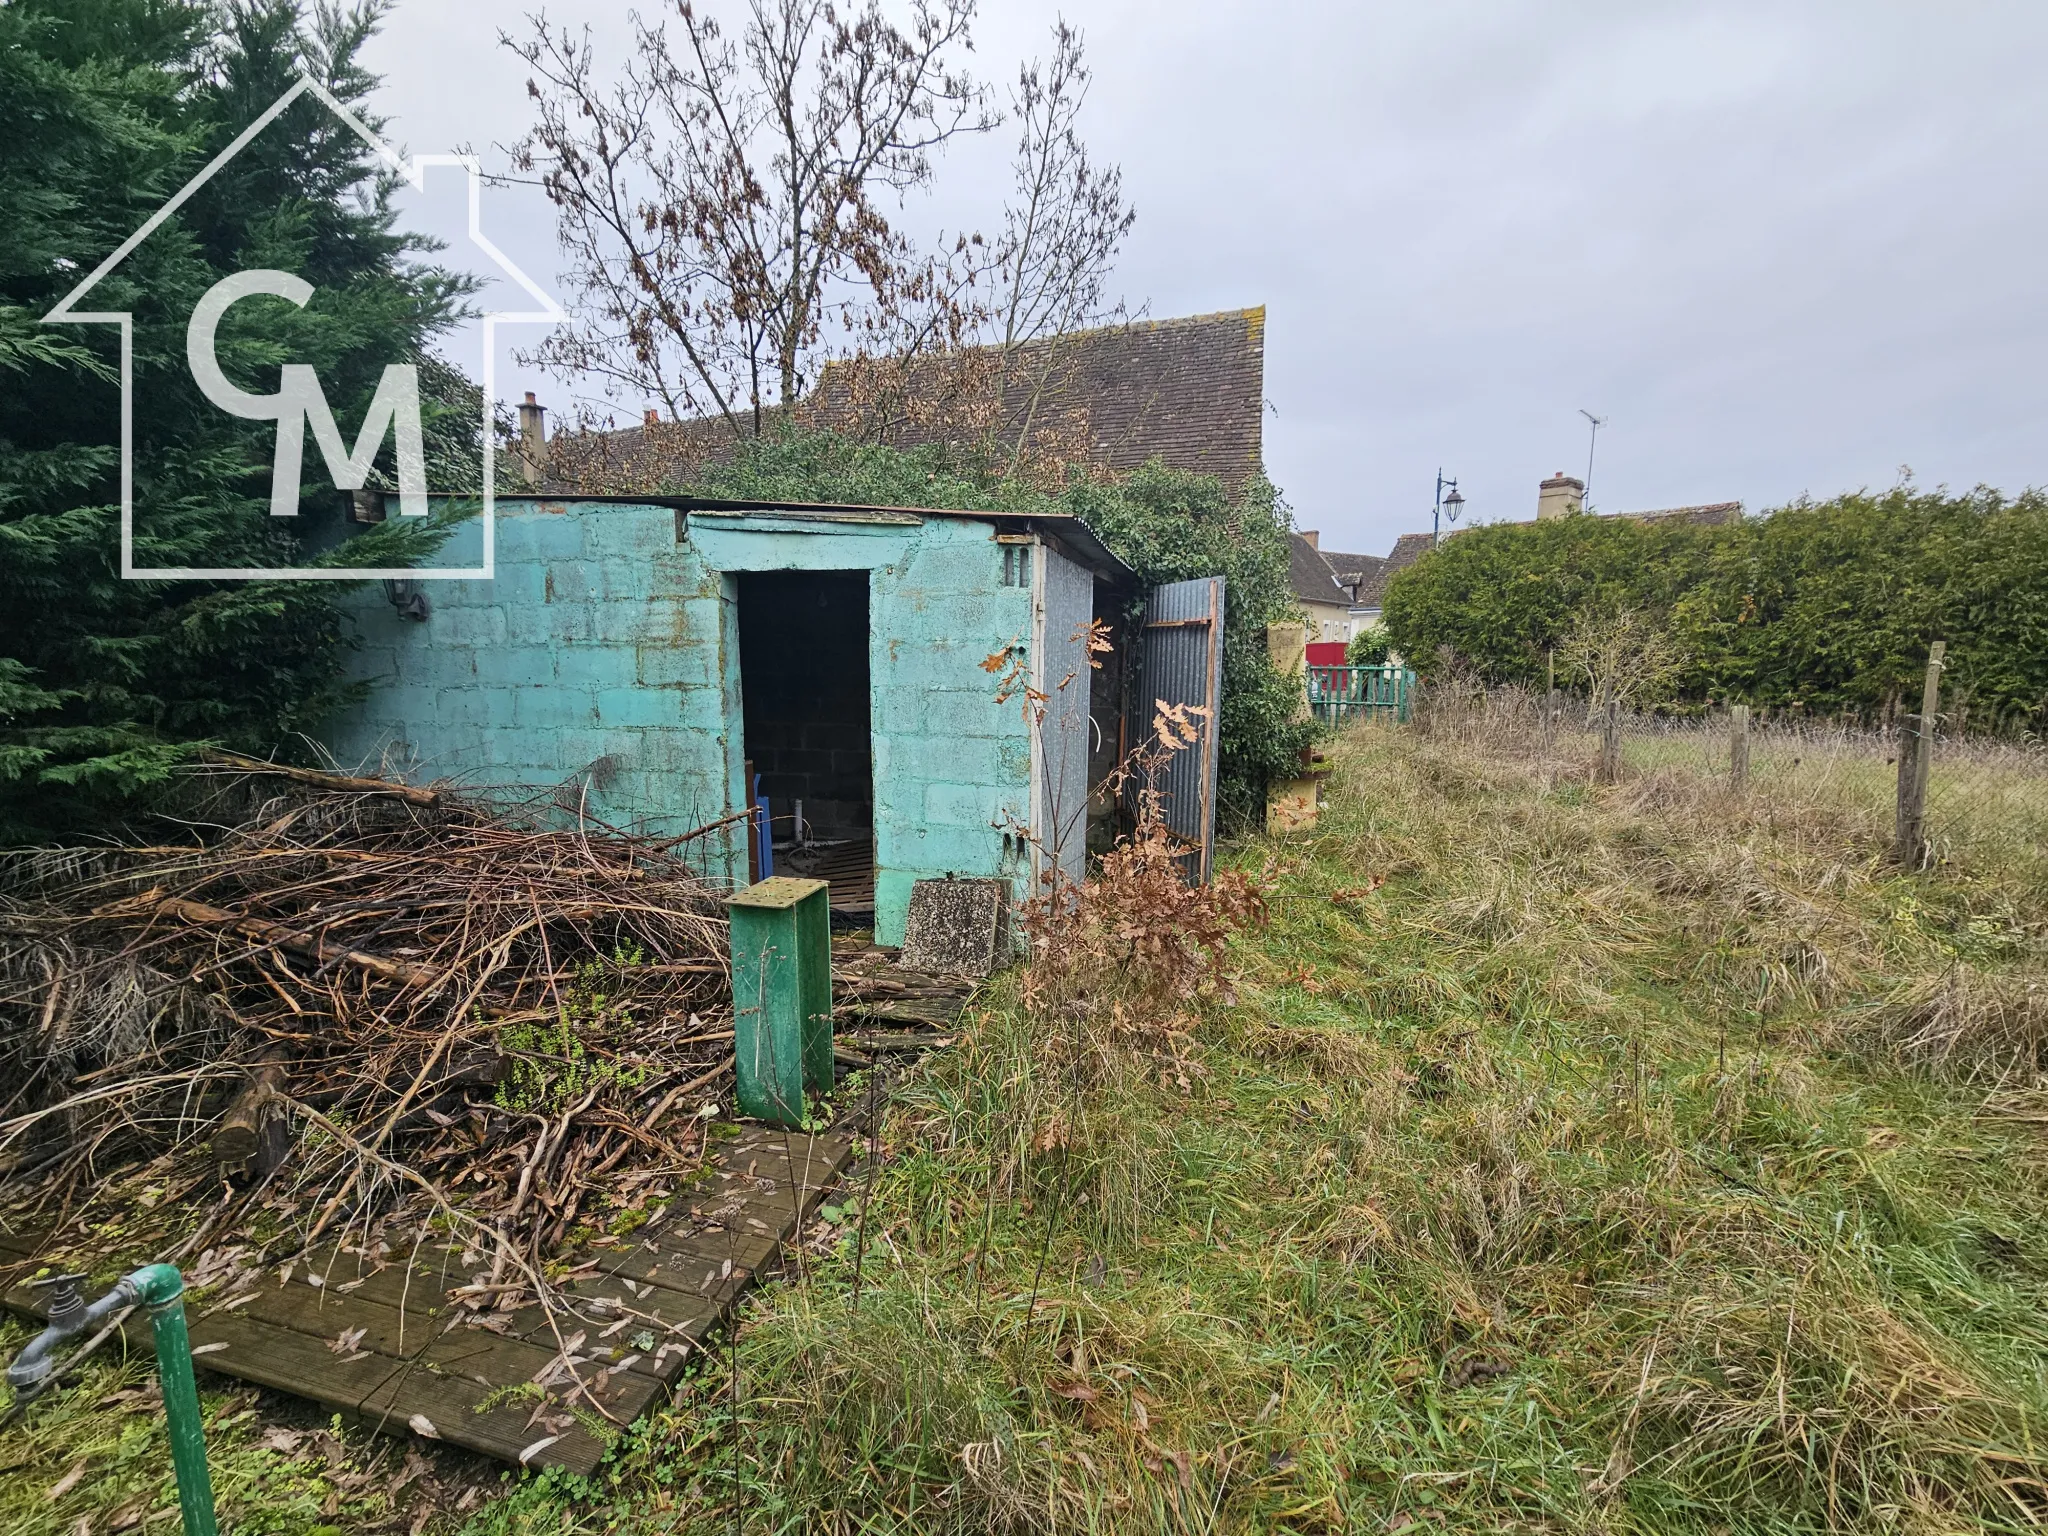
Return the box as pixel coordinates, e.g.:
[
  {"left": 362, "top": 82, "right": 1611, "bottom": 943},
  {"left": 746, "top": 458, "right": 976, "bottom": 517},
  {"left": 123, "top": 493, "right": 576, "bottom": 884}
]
[
  {"left": 1892, "top": 641, "right": 1946, "bottom": 867},
  {"left": 1544, "top": 648, "right": 1557, "bottom": 752},
  {"left": 1729, "top": 704, "right": 1750, "bottom": 796},
  {"left": 1600, "top": 698, "right": 1621, "bottom": 783}
]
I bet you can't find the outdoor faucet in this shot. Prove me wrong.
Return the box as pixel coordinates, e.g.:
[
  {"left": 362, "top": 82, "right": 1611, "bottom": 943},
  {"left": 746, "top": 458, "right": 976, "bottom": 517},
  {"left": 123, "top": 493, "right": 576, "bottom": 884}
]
[
  {"left": 5, "top": 1264, "right": 218, "bottom": 1536},
  {"left": 8, "top": 1271, "right": 131, "bottom": 1391}
]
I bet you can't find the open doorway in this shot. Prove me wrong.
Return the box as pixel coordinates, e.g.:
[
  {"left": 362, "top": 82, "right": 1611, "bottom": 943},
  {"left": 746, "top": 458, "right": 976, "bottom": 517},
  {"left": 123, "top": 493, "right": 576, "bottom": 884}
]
[{"left": 735, "top": 570, "right": 874, "bottom": 917}]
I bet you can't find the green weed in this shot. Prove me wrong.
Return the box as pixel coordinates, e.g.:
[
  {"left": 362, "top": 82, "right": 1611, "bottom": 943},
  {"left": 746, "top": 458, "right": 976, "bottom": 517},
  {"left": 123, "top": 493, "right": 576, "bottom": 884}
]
[
  {"left": 0, "top": 1322, "right": 456, "bottom": 1535},
  {"left": 496, "top": 956, "right": 654, "bottom": 1116}
]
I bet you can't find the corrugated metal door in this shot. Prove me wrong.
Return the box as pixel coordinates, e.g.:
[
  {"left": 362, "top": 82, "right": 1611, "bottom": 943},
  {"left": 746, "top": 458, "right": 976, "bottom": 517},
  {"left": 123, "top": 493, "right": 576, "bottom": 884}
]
[{"left": 1133, "top": 576, "right": 1224, "bottom": 883}]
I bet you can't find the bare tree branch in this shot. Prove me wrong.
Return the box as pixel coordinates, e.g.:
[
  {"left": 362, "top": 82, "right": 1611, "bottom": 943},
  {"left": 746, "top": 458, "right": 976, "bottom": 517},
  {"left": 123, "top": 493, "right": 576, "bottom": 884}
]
[{"left": 506, "top": 0, "right": 993, "bottom": 437}]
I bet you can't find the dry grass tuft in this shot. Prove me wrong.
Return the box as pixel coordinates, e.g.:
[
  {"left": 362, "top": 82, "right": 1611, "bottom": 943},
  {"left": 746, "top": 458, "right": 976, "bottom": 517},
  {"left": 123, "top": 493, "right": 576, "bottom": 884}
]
[{"left": 1858, "top": 964, "right": 2048, "bottom": 1084}]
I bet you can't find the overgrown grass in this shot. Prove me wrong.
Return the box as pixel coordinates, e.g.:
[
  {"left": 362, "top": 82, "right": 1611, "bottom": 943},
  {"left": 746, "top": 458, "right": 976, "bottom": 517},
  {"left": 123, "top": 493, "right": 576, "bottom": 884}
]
[
  {"left": 467, "top": 722, "right": 2048, "bottom": 1533},
  {"left": 16, "top": 720, "right": 2048, "bottom": 1533},
  {"left": 520, "top": 719, "right": 2043, "bottom": 1535}
]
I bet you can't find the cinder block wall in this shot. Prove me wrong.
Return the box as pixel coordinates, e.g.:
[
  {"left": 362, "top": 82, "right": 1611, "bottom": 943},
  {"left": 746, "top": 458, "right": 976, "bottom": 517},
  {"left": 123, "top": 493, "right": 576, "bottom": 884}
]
[{"left": 326, "top": 498, "right": 1052, "bottom": 944}]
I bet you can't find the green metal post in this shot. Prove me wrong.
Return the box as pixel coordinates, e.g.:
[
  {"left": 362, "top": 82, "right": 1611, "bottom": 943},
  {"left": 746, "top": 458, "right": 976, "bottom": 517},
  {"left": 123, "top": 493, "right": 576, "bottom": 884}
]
[
  {"left": 728, "top": 876, "right": 833, "bottom": 1125},
  {"left": 128, "top": 1265, "right": 217, "bottom": 1536}
]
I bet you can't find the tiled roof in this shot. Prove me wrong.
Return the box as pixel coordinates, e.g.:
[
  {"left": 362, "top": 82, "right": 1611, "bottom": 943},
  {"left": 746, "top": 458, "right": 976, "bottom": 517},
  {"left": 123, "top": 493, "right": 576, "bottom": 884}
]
[
  {"left": 1319, "top": 550, "right": 1383, "bottom": 584},
  {"left": 1288, "top": 533, "right": 1350, "bottom": 608},
  {"left": 1319, "top": 551, "right": 1388, "bottom": 607},
  {"left": 1349, "top": 533, "right": 1436, "bottom": 606},
  {"left": 541, "top": 412, "right": 762, "bottom": 496},
  {"left": 836, "top": 307, "right": 1267, "bottom": 491},
  {"left": 1622, "top": 501, "right": 1744, "bottom": 526},
  {"left": 541, "top": 307, "right": 1267, "bottom": 496}
]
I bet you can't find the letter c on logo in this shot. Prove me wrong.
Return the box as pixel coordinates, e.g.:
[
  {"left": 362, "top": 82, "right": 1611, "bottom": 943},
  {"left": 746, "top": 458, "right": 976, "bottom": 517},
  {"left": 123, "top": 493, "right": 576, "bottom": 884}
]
[{"left": 186, "top": 269, "right": 315, "bottom": 420}]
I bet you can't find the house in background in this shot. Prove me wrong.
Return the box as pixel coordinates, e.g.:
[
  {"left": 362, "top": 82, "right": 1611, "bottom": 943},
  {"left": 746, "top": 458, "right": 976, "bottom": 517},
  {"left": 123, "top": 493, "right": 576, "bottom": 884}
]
[
  {"left": 1343, "top": 476, "right": 1745, "bottom": 628},
  {"left": 1335, "top": 533, "right": 1434, "bottom": 630},
  {"left": 540, "top": 307, "right": 1271, "bottom": 498},
  {"left": 1528, "top": 471, "right": 1742, "bottom": 528},
  {"left": 1288, "top": 530, "right": 1357, "bottom": 660}
]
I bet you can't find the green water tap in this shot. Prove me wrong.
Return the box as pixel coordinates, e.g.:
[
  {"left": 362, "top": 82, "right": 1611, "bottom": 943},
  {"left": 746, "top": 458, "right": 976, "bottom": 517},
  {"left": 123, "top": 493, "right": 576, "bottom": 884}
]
[{"left": 6, "top": 1264, "right": 216, "bottom": 1536}]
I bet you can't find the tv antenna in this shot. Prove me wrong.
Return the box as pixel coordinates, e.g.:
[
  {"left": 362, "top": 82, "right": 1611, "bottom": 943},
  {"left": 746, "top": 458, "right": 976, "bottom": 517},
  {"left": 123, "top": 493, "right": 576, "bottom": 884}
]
[{"left": 1579, "top": 409, "right": 1607, "bottom": 508}]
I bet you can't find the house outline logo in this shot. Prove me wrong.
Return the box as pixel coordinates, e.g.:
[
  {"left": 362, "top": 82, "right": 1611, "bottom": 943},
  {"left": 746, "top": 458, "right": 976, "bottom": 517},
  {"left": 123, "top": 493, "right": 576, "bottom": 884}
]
[{"left": 43, "top": 74, "right": 564, "bottom": 582}]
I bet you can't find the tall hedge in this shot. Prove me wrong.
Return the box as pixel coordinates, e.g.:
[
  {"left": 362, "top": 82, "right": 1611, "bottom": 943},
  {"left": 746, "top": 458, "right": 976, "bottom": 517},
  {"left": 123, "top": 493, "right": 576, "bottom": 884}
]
[
  {"left": 1381, "top": 488, "right": 2048, "bottom": 730},
  {"left": 680, "top": 430, "right": 1313, "bottom": 820}
]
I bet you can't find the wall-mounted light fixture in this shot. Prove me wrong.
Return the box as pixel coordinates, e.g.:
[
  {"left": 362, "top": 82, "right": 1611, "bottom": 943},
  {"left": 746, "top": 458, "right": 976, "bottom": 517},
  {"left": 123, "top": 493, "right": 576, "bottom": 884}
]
[{"left": 382, "top": 578, "right": 429, "bottom": 621}]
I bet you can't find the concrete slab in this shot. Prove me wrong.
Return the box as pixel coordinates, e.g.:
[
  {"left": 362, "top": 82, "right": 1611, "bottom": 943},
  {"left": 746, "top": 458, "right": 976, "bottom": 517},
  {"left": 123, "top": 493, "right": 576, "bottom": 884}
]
[{"left": 898, "top": 876, "right": 1009, "bottom": 978}]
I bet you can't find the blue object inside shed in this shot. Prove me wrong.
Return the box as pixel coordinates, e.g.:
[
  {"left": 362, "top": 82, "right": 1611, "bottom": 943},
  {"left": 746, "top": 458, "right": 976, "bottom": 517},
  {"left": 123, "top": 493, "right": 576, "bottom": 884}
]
[{"left": 322, "top": 495, "right": 1133, "bottom": 945}]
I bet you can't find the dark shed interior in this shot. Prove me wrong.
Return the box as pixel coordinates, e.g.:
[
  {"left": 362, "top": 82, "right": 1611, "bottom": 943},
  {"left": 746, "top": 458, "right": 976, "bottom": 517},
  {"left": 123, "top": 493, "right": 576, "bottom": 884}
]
[{"left": 736, "top": 570, "right": 873, "bottom": 848}]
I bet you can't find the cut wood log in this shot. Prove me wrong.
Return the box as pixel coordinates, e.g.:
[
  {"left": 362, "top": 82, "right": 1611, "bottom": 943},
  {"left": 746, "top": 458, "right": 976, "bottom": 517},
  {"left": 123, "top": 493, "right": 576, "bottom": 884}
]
[
  {"left": 213, "top": 1052, "right": 291, "bottom": 1171},
  {"left": 202, "top": 750, "right": 439, "bottom": 807}
]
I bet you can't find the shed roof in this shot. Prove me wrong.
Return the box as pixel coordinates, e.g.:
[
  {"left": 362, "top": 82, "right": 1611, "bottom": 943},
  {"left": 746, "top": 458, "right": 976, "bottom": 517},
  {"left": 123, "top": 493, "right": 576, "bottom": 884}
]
[{"left": 502, "top": 493, "right": 1134, "bottom": 585}]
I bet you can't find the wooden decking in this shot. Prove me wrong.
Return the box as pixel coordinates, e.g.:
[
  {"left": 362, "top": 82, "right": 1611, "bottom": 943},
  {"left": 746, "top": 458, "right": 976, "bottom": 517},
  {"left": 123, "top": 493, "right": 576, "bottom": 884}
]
[
  {"left": 0, "top": 1126, "right": 852, "bottom": 1476},
  {"left": 781, "top": 837, "right": 876, "bottom": 917}
]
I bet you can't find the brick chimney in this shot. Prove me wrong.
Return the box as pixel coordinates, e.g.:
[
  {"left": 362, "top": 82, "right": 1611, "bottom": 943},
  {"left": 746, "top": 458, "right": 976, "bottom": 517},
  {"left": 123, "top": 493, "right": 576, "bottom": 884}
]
[
  {"left": 1299, "top": 529, "right": 1319, "bottom": 550},
  {"left": 1537, "top": 472, "right": 1584, "bottom": 520},
  {"left": 517, "top": 392, "right": 547, "bottom": 488},
  {"left": 644, "top": 408, "right": 661, "bottom": 427}
]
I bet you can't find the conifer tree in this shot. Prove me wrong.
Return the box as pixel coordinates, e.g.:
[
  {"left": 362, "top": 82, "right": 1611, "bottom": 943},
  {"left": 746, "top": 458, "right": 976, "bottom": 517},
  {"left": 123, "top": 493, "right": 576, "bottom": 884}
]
[{"left": 0, "top": 0, "right": 475, "bottom": 837}]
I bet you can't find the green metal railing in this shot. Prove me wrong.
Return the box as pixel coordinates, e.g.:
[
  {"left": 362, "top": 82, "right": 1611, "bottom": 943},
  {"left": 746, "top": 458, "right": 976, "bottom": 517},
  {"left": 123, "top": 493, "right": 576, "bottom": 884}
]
[{"left": 1307, "top": 664, "right": 1415, "bottom": 726}]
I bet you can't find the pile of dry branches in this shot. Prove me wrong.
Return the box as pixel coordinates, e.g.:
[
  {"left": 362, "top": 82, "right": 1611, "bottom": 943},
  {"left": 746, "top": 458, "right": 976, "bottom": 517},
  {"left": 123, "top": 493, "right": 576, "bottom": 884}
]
[{"left": 0, "top": 756, "right": 736, "bottom": 1273}]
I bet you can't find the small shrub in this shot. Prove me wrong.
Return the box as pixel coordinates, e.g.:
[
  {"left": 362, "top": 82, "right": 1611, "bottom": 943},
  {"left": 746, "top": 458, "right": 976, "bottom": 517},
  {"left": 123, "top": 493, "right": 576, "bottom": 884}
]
[{"left": 1345, "top": 623, "right": 1393, "bottom": 666}]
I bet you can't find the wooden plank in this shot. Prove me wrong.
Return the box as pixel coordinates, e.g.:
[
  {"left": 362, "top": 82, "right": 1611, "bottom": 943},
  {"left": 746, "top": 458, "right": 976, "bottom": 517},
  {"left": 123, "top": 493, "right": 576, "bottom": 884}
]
[
  {"left": 597, "top": 1228, "right": 779, "bottom": 1289},
  {"left": 355, "top": 1358, "right": 620, "bottom": 1475},
  {"left": 280, "top": 1241, "right": 725, "bottom": 1381},
  {"left": 0, "top": 1128, "right": 855, "bottom": 1475},
  {"left": 706, "top": 1126, "right": 852, "bottom": 1191},
  {"left": 194, "top": 1273, "right": 660, "bottom": 1473},
  {"left": 1, "top": 1264, "right": 620, "bottom": 1475},
  {"left": 838, "top": 999, "right": 965, "bottom": 1028},
  {"left": 179, "top": 1309, "right": 404, "bottom": 1413}
]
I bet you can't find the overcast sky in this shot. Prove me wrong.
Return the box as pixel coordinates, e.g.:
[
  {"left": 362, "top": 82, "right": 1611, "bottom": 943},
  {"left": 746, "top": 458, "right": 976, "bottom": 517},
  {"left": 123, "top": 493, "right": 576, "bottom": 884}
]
[{"left": 364, "top": 1, "right": 2048, "bottom": 554}]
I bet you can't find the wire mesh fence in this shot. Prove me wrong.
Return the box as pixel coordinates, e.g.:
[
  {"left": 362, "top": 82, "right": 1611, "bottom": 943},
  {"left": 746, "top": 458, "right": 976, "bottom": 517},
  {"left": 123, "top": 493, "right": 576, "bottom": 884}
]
[{"left": 1390, "top": 682, "right": 2048, "bottom": 884}]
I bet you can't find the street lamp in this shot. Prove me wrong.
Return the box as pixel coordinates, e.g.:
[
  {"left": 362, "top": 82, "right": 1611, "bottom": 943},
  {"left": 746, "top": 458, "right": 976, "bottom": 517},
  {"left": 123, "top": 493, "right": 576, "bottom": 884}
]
[{"left": 1433, "top": 471, "right": 1464, "bottom": 547}]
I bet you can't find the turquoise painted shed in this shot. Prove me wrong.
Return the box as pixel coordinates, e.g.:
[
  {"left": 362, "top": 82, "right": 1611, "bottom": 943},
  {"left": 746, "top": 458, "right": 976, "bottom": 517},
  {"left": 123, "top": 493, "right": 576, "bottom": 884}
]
[{"left": 323, "top": 495, "right": 1138, "bottom": 945}]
